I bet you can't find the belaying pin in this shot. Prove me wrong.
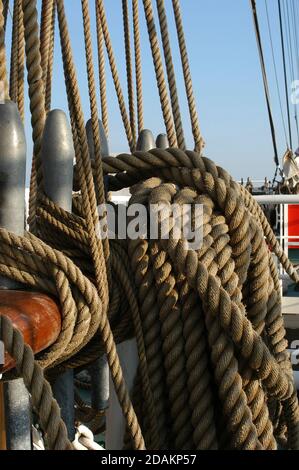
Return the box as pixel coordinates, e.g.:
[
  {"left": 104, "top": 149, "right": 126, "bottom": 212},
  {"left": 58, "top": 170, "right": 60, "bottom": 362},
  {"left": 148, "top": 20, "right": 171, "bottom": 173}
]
[
  {"left": 136, "top": 129, "right": 155, "bottom": 151},
  {"left": 156, "top": 133, "right": 169, "bottom": 149},
  {"left": 0, "top": 100, "right": 31, "bottom": 450},
  {"left": 41, "top": 109, "right": 75, "bottom": 441}
]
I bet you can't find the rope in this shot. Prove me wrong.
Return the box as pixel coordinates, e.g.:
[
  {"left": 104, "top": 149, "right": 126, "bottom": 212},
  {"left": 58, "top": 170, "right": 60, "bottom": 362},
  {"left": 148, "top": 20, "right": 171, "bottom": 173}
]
[
  {"left": 2, "top": 0, "right": 8, "bottom": 31},
  {"left": 55, "top": 0, "right": 144, "bottom": 449},
  {"left": 9, "top": 0, "right": 24, "bottom": 120},
  {"left": 45, "top": 1, "right": 55, "bottom": 114},
  {"left": 171, "top": 0, "right": 203, "bottom": 152},
  {"left": 132, "top": 0, "right": 143, "bottom": 134},
  {"left": 100, "top": 148, "right": 299, "bottom": 449},
  {"left": 22, "top": 0, "right": 46, "bottom": 231},
  {"left": 51, "top": 147, "right": 299, "bottom": 449},
  {"left": 156, "top": 0, "right": 185, "bottom": 149},
  {"left": 0, "top": 314, "right": 72, "bottom": 450},
  {"left": 81, "top": 0, "right": 111, "bottom": 284},
  {"left": 95, "top": 0, "right": 108, "bottom": 136},
  {"left": 0, "top": 0, "right": 298, "bottom": 452},
  {"left": 96, "top": 0, "right": 134, "bottom": 152},
  {"left": 142, "top": 0, "right": 177, "bottom": 147},
  {"left": 0, "top": 0, "right": 9, "bottom": 99},
  {"left": 122, "top": 0, "right": 136, "bottom": 146},
  {"left": 40, "top": 0, "right": 54, "bottom": 95}
]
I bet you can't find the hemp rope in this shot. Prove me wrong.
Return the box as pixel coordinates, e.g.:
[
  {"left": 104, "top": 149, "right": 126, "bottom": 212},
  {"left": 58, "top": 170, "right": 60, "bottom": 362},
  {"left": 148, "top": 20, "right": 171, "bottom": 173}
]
[
  {"left": 40, "top": 0, "right": 54, "bottom": 97},
  {"left": 122, "top": 0, "right": 136, "bottom": 146},
  {"left": 96, "top": 0, "right": 134, "bottom": 153},
  {"left": 9, "top": 0, "right": 25, "bottom": 120},
  {"left": 132, "top": 0, "right": 143, "bottom": 135},
  {"left": 44, "top": 2, "right": 55, "bottom": 114},
  {"left": 22, "top": 0, "right": 46, "bottom": 231},
  {"left": 172, "top": 0, "right": 204, "bottom": 152},
  {"left": 42, "top": 148, "right": 299, "bottom": 449},
  {"left": 156, "top": 0, "right": 186, "bottom": 150},
  {"left": 95, "top": 0, "right": 108, "bottom": 137},
  {"left": 0, "top": 0, "right": 9, "bottom": 98},
  {"left": 2, "top": 0, "right": 8, "bottom": 31},
  {"left": 142, "top": 0, "right": 177, "bottom": 147}
]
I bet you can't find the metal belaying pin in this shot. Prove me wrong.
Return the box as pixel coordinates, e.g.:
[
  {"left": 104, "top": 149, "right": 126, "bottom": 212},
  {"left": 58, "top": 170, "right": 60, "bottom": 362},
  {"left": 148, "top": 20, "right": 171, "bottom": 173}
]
[
  {"left": 40, "top": 109, "right": 75, "bottom": 441},
  {"left": 0, "top": 100, "right": 31, "bottom": 450},
  {"left": 136, "top": 129, "right": 155, "bottom": 151},
  {"left": 156, "top": 133, "right": 169, "bottom": 149},
  {"left": 86, "top": 118, "right": 110, "bottom": 160}
]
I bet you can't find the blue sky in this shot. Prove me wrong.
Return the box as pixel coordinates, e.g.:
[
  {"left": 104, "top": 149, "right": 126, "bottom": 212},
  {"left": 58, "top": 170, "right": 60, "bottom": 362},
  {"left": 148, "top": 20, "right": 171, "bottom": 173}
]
[{"left": 5, "top": 0, "right": 298, "bottom": 182}]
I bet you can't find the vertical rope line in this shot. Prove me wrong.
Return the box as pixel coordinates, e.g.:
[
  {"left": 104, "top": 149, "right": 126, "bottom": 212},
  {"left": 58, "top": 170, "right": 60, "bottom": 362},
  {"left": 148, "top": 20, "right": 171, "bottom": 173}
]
[
  {"left": 3, "top": 0, "right": 8, "bottom": 31},
  {"left": 0, "top": 0, "right": 9, "bottom": 98},
  {"left": 142, "top": 0, "right": 177, "bottom": 147},
  {"left": 40, "top": 0, "right": 54, "bottom": 89},
  {"left": 10, "top": 0, "right": 19, "bottom": 102},
  {"left": 45, "top": 1, "right": 55, "bottom": 113},
  {"left": 156, "top": 0, "right": 185, "bottom": 149},
  {"left": 16, "top": 0, "right": 24, "bottom": 120},
  {"left": 172, "top": 0, "right": 203, "bottom": 152},
  {"left": 56, "top": 0, "right": 108, "bottom": 304},
  {"left": 132, "top": 0, "right": 143, "bottom": 134},
  {"left": 22, "top": 0, "right": 46, "bottom": 231},
  {"left": 9, "top": 0, "right": 24, "bottom": 120},
  {"left": 122, "top": 0, "right": 136, "bottom": 146},
  {"left": 81, "top": 0, "right": 111, "bottom": 283},
  {"left": 95, "top": 0, "right": 108, "bottom": 136},
  {"left": 96, "top": 0, "right": 134, "bottom": 152}
]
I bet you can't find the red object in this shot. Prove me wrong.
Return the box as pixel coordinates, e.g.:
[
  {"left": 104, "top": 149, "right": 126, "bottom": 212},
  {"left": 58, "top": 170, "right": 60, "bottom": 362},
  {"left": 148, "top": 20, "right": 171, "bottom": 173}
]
[
  {"left": 0, "top": 291, "right": 61, "bottom": 372},
  {"left": 288, "top": 205, "right": 299, "bottom": 248}
]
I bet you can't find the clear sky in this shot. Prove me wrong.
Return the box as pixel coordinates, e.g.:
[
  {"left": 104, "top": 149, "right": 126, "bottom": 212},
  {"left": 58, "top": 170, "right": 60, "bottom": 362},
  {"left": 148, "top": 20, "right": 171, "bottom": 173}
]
[{"left": 5, "top": 0, "right": 298, "bottom": 182}]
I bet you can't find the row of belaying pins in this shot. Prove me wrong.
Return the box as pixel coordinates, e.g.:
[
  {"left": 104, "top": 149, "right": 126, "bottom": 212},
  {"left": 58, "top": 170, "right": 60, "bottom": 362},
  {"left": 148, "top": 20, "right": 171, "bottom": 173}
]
[{"left": 0, "top": 98, "right": 168, "bottom": 450}]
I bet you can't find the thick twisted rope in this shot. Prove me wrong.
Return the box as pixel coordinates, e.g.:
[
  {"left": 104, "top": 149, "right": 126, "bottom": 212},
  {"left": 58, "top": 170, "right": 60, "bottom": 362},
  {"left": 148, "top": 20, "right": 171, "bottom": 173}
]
[
  {"left": 81, "top": 0, "right": 111, "bottom": 283},
  {"left": 2, "top": 0, "right": 8, "bottom": 30},
  {"left": 142, "top": 0, "right": 177, "bottom": 147},
  {"left": 1, "top": 0, "right": 298, "bottom": 452},
  {"left": 0, "top": 315, "right": 73, "bottom": 450},
  {"left": 9, "top": 0, "right": 24, "bottom": 119},
  {"left": 0, "top": 0, "right": 9, "bottom": 98},
  {"left": 67, "top": 148, "right": 299, "bottom": 449},
  {"left": 122, "top": 0, "right": 136, "bottom": 146},
  {"left": 132, "top": 0, "right": 143, "bottom": 134},
  {"left": 156, "top": 0, "right": 185, "bottom": 149},
  {"left": 96, "top": 0, "right": 134, "bottom": 152},
  {"left": 40, "top": 0, "right": 54, "bottom": 93},
  {"left": 55, "top": 0, "right": 145, "bottom": 449},
  {"left": 22, "top": 0, "right": 46, "bottom": 231},
  {"left": 45, "top": 2, "right": 55, "bottom": 113},
  {"left": 171, "top": 0, "right": 203, "bottom": 152},
  {"left": 95, "top": 0, "right": 108, "bottom": 136}
]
